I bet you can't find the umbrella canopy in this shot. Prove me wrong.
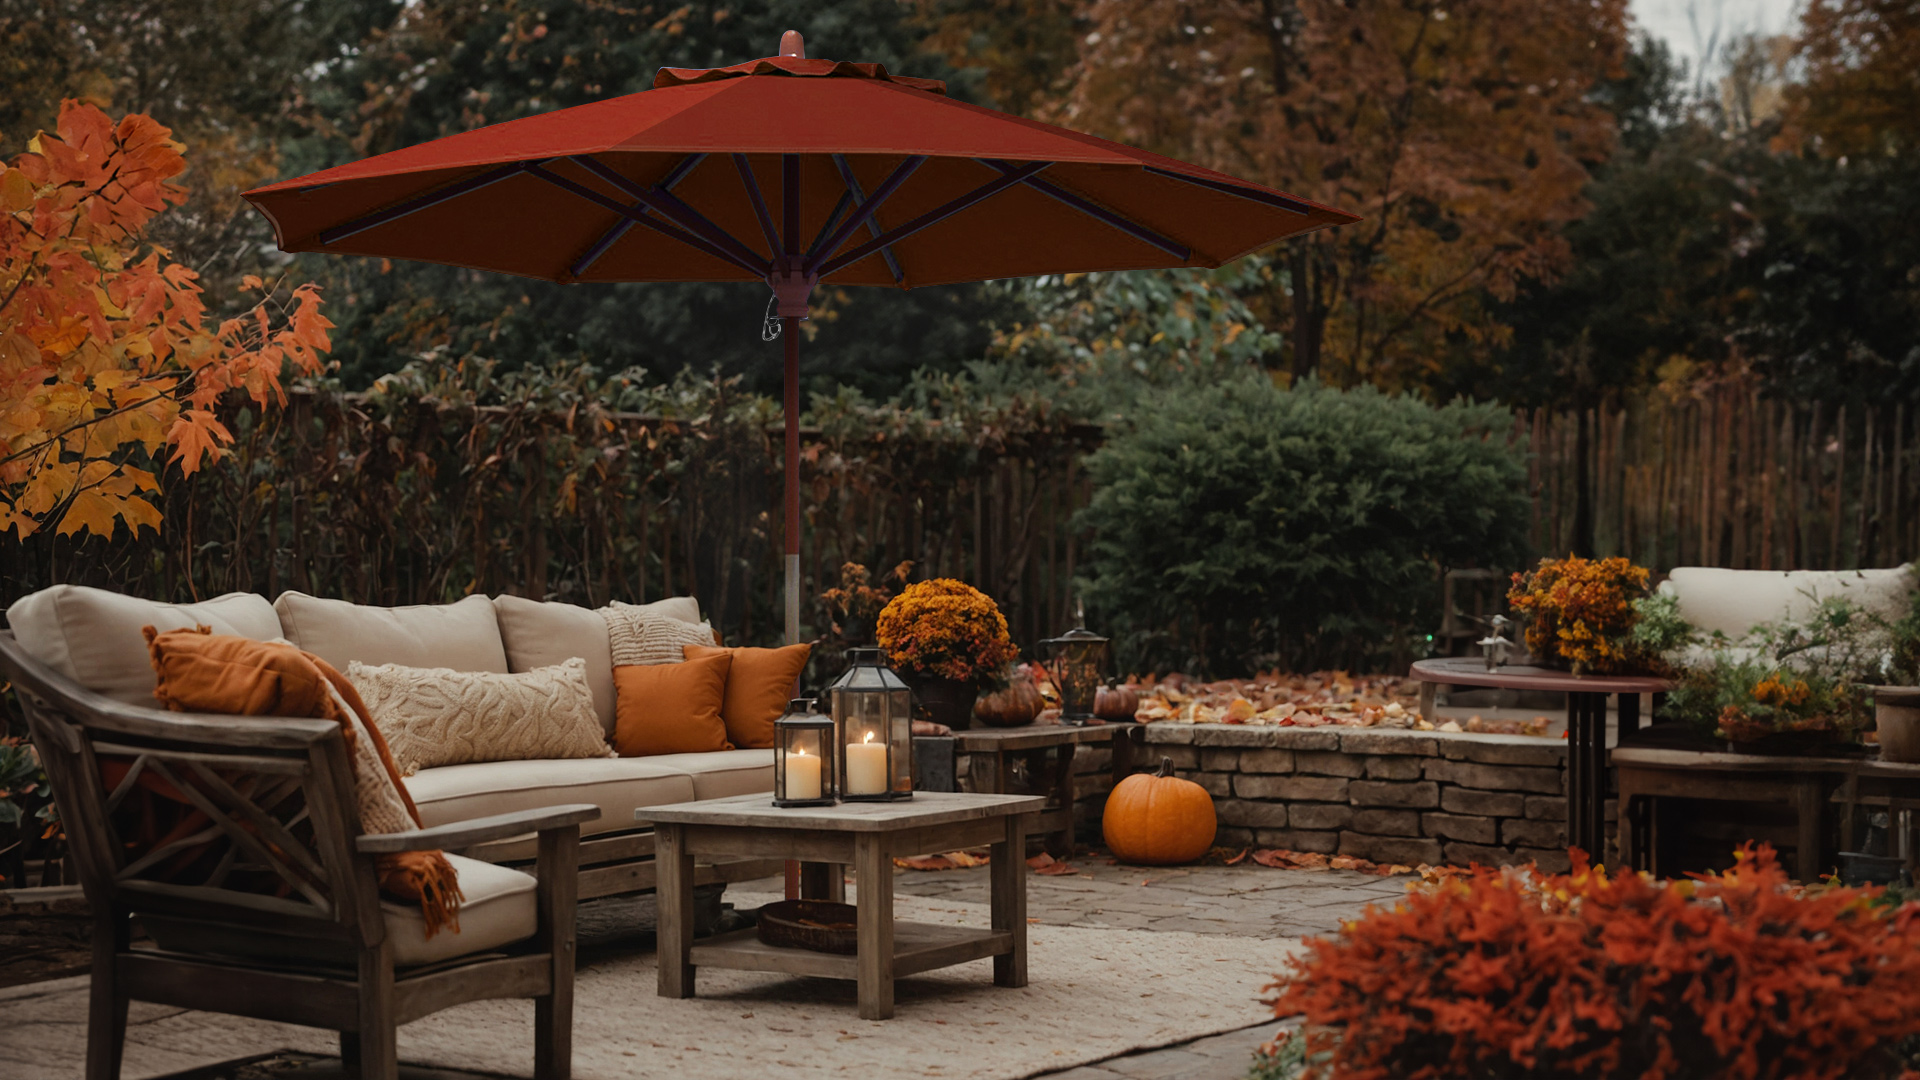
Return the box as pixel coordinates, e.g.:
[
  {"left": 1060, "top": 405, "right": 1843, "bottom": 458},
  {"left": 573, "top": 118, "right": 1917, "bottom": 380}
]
[{"left": 245, "top": 32, "right": 1356, "bottom": 642}]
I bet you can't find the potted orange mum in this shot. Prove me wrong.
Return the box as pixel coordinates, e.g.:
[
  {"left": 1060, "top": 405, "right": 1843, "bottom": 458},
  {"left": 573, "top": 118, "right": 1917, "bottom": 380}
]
[{"left": 875, "top": 579, "right": 1018, "bottom": 730}]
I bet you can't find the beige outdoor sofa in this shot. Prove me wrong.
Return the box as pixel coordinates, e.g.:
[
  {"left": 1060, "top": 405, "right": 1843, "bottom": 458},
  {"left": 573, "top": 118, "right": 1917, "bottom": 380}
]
[
  {"left": 1659, "top": 564, "right": 1915, "bottom": 665},
  {"left": 1, "top": 584, "right": 781, "bottom": 902}
]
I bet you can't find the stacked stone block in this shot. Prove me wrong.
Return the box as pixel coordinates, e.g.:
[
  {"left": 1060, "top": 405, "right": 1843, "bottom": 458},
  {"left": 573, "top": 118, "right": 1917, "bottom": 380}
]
[{"left": 1140, "top": 724, "right": 1608, "bottom": 873}]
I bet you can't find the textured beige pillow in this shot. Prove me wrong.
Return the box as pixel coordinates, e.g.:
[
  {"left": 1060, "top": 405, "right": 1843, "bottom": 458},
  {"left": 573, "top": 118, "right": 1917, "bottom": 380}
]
[
  {"left": 347, "top": 657, "right": 614, "bottom": 776},
  {"left": 600, "top": 600, "right": 719, "bottom": 666}
]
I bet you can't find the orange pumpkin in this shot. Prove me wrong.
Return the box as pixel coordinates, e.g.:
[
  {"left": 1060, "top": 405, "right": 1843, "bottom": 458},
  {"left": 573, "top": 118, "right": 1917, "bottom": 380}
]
[
  {"left": 1093, "top": 680, "right": 1139, "bottom": 721},
  {"left": 1102, "top": 757, "right": 1216, "bottom": 865}
]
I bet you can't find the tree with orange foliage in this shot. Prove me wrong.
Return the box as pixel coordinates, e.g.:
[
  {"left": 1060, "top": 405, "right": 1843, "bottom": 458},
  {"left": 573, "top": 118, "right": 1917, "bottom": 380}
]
[
  {"left": 1052, "top": 0, "right": 1629, "bottom": 387},
  {"left": 0, "top": 102, "right": 330, "bottom": 540},
  {"left": 1791, "top": 0, "right": 1920, "bottom": 157}
]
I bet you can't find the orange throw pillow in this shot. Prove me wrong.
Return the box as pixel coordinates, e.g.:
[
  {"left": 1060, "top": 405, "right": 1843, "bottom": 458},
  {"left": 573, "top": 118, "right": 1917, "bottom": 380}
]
[
  {"left": 683, "top": 643, "right": 811, "bottom": 749},
  {"left": 614, "top": 651, "right": 734, "bottom": 756}
]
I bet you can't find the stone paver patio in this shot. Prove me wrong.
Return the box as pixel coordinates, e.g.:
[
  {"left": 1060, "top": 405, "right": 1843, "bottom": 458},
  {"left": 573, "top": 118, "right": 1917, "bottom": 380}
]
[{"left": 48, "top": 858, "right": 1405, "bottom": 1079}]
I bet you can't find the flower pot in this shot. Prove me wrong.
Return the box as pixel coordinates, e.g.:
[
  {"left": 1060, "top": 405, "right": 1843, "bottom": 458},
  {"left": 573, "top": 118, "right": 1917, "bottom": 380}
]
[
  {"left": 1876, "top": 688, "right": 1920, "bottom": 763},
  {"left": 908, "top": 675, "right": 979, "bottom": 732},
  {"left": 1723, "top": 729, "right": 1846, "bottom": 756}
]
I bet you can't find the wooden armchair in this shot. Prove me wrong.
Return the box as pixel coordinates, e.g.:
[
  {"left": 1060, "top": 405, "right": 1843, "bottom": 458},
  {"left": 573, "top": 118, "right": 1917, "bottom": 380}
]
[{"left": 0, "top": 630, "right": 600, "bottom": 1080}]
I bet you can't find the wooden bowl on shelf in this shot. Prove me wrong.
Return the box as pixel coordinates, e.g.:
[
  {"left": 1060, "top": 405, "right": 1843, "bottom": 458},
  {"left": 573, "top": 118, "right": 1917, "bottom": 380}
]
[{"left": 755, "top": 899, "right": 859, "bottom": 954}]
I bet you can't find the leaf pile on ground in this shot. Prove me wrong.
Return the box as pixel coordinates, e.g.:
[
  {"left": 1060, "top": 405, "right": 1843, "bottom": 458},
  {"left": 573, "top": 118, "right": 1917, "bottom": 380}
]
[
  {"left": 1266, "top": 843, "right": 1920, "bottom": 1080},
  {"left": 1215, "top": 846, "right": 1415, "bottom": 877}
]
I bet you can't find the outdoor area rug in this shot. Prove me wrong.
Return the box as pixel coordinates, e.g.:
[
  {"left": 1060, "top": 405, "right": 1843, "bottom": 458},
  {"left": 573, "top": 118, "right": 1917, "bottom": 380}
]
[{"left": 0, "top": 892, "right": 1306, "bottom": 1080}]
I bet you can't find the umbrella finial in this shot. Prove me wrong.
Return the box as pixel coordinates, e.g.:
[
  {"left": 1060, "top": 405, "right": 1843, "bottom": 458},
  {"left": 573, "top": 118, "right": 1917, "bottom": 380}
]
[{"left": 780, "top": 30, "right": 806, "bottom": 58}]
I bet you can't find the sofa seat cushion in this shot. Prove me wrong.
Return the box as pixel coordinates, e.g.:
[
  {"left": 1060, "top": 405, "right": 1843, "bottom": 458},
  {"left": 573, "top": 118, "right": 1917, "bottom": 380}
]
[
  {"left": 275, "top": 592, "right": 508, "bottom": 674},
  {"left": 385, "top": 853, "right": 536, "bottom": 967},
  {"left": 404, "top": 758, "right": 696, "bottom": 840},
  {"left": 5, "top": 586, "right": 281, "bottom": 706},
  {"left": 663, "top": 748, "right": 777, "bottom": 800}
]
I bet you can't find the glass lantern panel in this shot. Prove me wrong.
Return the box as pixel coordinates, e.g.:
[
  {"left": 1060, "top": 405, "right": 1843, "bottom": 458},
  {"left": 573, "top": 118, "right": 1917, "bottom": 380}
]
[{"left": 888, "top": 709, "right": 914, "bottom": 795}]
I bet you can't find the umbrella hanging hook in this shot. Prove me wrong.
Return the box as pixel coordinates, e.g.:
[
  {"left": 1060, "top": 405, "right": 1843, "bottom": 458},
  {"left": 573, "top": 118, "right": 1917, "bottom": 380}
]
[{"left": 761, "top": 294, "right": 782, "bottom": 342}]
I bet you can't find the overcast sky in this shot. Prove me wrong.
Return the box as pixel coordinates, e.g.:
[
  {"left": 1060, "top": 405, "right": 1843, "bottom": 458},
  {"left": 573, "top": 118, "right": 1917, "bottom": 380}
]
[{"left": 1629, "top": 0, "right": 1802, "bottom": 73}]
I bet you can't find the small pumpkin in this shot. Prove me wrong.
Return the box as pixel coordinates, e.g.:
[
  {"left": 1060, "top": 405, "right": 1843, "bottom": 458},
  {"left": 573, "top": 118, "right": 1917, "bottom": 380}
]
[
  {"left": 975, "top": 667, "right": 1044, "bottom": 727},
  {"left": 1093, "top": 679, "right": 1139, "bottom": 722},
  {"left": 1102, "top": 757, "right": 1216, "bottom": 865}
]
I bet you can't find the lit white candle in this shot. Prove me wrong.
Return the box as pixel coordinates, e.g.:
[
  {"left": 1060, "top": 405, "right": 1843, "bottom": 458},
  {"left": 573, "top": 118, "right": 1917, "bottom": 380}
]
[
  {"left": 784, "top": 745, "right": 822, "bottom": 801},
  {"left": 845, "top": 730, "right": 889, "bottom": 796}
]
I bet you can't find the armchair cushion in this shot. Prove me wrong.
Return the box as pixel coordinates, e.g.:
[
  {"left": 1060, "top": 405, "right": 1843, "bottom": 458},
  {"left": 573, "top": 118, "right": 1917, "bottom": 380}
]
[
  {"left": 4, "top": 585, "right": 280, "bottom": 705},
  {"left": 385, "top": 853, "right": 536, "bottom": 966}
]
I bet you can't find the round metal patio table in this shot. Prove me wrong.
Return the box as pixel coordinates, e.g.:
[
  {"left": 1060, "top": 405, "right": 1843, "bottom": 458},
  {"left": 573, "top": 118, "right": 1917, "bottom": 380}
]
[{"left": 1409, "top": 657, "right": 1672, "bottom": 862}]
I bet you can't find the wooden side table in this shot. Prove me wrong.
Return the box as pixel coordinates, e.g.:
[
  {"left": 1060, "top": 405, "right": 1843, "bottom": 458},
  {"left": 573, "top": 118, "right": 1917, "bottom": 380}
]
[
  {"left": 949, "top": 721, "right": 1141, "bottom": 857},
  {"left": 1409, "top": 657, "right": 1671, "bottom": 863},
  {"left": 636, "top": 792, "right": 1043, "bottom": 1020},
  {"left": 1614, "top": 739, "right": 1920, "bottom": 880}
]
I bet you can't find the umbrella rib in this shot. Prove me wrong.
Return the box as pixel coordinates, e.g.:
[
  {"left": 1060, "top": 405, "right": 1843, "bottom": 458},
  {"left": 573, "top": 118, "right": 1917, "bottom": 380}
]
[
  {"left": 526, "top": 163, "right": 761, "bottom": 276},
  {"left": 317, "top": 161, "right": 534, "bottom": 246},
  {"left": 983, "top": 160, "right": 1191, "bottom": 261},
  {"left": 816, "top": 160, "right": 1048, "bottom": 279},
  {"left": 807, "top": 190, "right": 854, "bottom": 258},
  {"left": 1142, "top": 166, "right": 1311, "bottom": 215},
  {"left": 568, "top": 152, "right": 708, "bottom": 278},
  {"left": 733, "top": 154, "right": 783, "bottom": 258},
  {"left": 570, "top": 156, "right": 770, "bottom": 275},
  {"left": 805, "top": 155, "right": 926, "bottom": 276},
  {"left": 829, "top": 154, "right": 905, "bottom": 284}
]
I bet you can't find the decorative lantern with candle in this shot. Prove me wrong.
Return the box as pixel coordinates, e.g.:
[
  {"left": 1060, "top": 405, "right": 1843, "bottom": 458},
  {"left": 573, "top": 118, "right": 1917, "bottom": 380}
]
[
  {"left": 828, "top": 647, "right": 914, "bottom": 800},
  {"left": 773, "top": 699, "right": 836, "bottom": 807},
  {"left": 1037, "top": 625, "right": 1111, "bottom": 725}
]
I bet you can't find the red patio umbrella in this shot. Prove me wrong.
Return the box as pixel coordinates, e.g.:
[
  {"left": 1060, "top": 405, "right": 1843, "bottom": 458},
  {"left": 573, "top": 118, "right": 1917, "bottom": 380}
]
[{"left": 245, "top": 32, "right": 1356, "bottom": 644}]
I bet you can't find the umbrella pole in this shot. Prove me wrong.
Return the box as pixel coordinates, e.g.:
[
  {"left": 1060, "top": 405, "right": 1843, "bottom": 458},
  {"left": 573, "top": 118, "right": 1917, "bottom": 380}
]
[{"left": 784, "top": 314, "right": 802, "bottom": 647}]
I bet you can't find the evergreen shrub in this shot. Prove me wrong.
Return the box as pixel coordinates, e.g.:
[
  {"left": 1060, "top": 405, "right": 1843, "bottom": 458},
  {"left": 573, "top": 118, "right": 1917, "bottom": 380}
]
[{"left": 1077, "top": 377, "right": 1528, "bottom": 675}]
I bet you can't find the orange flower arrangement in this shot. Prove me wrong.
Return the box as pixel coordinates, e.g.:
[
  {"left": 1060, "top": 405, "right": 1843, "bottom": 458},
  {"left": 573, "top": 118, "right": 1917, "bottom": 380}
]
[
  {"left": 1267, "top": 844, "right": 1920, "bottom": 1080},
  {"left": 1507, "top": 555, "right": 1653, "bottom": 674},
  {"left": 875, "top": 578, "right": 1019, "bottom": 689}
]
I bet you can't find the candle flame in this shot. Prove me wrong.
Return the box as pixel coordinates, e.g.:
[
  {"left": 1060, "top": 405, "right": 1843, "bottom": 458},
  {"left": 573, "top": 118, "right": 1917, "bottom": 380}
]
[
  {"left": 794, "top": 745, "right": 807, "bottom": 756},
  {"left": 863, "top": 731, "right": 876, "bottom": 744}
]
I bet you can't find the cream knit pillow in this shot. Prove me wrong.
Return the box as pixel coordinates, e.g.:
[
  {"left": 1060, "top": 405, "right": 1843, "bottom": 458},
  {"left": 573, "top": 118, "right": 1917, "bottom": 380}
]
[
  {"left": 347, "top": 657, "right": 615, "bottom": 776},
  {"left": 600, "top": 600, "right": 720, "bottom": 666}
]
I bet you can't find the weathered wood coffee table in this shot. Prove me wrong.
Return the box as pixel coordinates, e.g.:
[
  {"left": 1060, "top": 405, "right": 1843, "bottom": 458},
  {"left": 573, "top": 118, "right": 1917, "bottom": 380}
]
[{"left": 635, "top": 792, "right": 1044, "bottom": 1020}]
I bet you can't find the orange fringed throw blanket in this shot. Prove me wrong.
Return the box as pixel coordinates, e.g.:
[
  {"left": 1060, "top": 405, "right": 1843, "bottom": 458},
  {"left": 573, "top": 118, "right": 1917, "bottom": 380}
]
[{"left": 140, "top": 627, "right": 463, "bottom": 936}]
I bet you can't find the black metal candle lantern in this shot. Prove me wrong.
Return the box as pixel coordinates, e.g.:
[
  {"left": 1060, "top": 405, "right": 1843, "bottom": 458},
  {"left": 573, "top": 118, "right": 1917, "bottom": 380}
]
[
  {"left": 828, "top": 647, "right": 914, "bottom": 800},
  {"left": 773, "top": 699, "right": 836, "bottom": 807},
  {"left": 1038, "top": 626, "right": 1111, "bottom": 725}
]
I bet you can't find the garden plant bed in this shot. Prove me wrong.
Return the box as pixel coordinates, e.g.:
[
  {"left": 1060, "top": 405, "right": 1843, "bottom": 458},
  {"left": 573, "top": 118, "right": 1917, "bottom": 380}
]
[{"left": 1142, "top": 723, "right": 1610, "bottom": 872}]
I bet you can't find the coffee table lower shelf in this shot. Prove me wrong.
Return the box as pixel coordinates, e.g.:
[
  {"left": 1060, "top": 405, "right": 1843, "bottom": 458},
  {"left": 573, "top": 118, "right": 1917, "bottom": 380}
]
[{"left": 692, "top": 922, "right": 1015, "bottom": 980}]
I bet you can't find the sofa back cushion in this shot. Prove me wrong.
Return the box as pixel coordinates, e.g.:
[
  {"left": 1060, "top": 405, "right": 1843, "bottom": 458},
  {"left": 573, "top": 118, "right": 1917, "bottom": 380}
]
[
  {"left": 492, "top": 594, "right": 703, "bottom": 736},
  {"left": 5, "top": 585, "right": 281, "bottom": 705},
  {"left": 274, "top": 592, "right": 508, "bottom": 674},
  {"left": 1661, "top": 566, "right": 1915, "bottom": 639}
]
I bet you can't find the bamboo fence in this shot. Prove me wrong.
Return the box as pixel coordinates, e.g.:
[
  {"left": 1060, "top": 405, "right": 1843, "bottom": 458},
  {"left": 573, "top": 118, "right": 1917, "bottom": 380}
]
[{"left": 1523, "top": 384, "right": 1917, "bottom": 572}]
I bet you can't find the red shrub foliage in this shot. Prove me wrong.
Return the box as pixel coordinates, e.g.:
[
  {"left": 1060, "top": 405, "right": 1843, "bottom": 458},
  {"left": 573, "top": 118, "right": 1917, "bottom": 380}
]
[{"left": 1269, "top": 846, "right": 1920, "bottom": 1079}]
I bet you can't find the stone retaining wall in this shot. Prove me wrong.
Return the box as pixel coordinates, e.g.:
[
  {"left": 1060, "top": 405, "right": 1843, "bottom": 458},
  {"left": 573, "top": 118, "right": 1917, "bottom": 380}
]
[{"left": 1137, "top": 724, "right": 1608, "bottom": 873}]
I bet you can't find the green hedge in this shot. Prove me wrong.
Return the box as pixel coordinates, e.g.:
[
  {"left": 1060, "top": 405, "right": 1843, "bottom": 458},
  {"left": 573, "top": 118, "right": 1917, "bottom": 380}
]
[{"left": 1077, "top": 377, "right": 1530, "bottom": 675}]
